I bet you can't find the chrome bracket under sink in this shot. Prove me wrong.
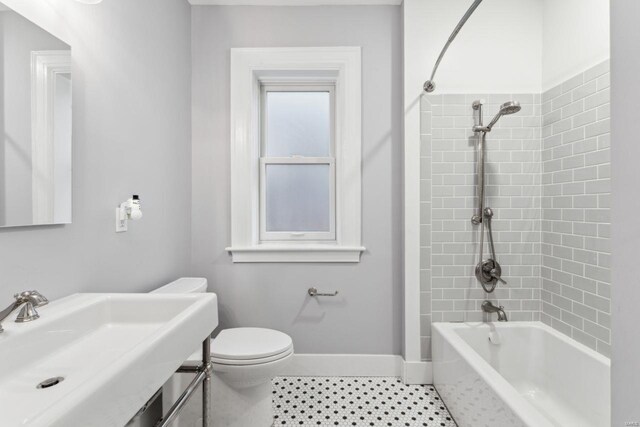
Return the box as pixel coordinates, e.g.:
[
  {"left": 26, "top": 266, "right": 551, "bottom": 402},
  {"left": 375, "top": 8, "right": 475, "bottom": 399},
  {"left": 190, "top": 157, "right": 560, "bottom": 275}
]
[{"left": 155, "top": 336, "right": 213, "bottom": 427}]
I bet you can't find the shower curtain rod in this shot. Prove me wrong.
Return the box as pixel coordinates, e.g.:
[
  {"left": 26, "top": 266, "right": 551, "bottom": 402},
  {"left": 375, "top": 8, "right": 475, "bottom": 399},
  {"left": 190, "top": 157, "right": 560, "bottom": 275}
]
[{"left": 423, "top": 0, "right": 483, "bottom": 93}]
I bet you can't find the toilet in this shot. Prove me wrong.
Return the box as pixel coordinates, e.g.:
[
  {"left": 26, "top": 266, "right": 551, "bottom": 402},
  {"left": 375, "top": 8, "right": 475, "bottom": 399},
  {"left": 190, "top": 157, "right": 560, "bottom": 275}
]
[{"left": 152, "top": 278, "right": 294, "bottom": 427}]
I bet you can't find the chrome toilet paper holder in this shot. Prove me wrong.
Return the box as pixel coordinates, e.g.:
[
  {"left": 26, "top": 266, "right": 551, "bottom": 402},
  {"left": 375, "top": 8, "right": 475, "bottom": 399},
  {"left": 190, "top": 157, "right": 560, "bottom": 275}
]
[{"left": 308, "top": 287, "right": 338, "bottom": 297}]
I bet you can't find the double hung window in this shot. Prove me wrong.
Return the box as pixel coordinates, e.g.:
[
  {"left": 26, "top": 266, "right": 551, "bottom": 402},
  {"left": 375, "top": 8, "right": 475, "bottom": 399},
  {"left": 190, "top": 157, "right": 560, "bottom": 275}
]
[{"left": 260, "top": 85, "right": 336, "bottom": 242}]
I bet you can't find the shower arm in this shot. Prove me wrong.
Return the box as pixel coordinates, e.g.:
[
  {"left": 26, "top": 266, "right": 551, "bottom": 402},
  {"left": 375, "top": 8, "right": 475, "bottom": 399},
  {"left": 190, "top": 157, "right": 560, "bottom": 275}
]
[{"left": 423, "top": 0, "right": 483, "bottom": 93}]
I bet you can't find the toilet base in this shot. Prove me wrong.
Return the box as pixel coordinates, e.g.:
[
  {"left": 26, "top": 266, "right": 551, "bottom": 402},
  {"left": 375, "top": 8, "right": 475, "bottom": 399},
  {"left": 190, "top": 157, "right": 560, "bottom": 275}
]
[
  {"left": 211, "top": 374, "right": 272, "bottom": 427},
  {"left": 162, "top": 372, "right": 274, "bottom": 427}
]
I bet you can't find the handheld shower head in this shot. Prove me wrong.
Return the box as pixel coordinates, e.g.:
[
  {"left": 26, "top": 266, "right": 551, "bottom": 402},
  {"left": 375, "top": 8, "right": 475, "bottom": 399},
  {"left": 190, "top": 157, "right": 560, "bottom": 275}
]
[
  {"left": 499, "top": 101, "right": 521, "bottom": 115},
  {"left": 485, "top": 101, "right": 521, "bottom": 131}
]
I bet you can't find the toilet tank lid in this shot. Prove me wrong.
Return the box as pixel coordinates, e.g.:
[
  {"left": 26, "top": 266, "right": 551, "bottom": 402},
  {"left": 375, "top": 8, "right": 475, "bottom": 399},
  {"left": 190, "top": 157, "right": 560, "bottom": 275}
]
[{"left": 151, "top": 277, "right": 208, "bottom": 294}]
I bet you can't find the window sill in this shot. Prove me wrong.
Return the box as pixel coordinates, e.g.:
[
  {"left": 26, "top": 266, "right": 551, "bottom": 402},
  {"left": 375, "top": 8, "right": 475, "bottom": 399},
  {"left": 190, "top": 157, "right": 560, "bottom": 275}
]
[{"left": 225, "top": 244, "right": 366, "bottom": 263}]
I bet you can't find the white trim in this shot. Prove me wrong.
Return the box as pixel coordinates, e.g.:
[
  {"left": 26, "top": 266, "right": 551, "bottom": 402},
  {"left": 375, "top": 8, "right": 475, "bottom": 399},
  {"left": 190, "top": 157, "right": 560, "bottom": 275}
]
[
  {"left": 228, "top": 47, "right": 363, "bottom": 263},
  {"left": 402, "top": 1, "right": 423, "bottom": 364},
  {"left": 189, "top": 0, "right": 401, "bottom": 5},
  {"left": 283, "top": 354, "right": 404, "bottom": 377},
  {"left": 281, "top": 355, "right": 433, "bottom": 384},
  {"left": 403, "top": 131, "right": 421, "bottom": 363},
  {"left": 226, "top": 244, "right": 365, "bottom": 262},
  {"left": 402, "top": 360, "right": 433, "bottom": 385},
  {"left": 30, "top": 50, "right": 72, "bottom": 224}
]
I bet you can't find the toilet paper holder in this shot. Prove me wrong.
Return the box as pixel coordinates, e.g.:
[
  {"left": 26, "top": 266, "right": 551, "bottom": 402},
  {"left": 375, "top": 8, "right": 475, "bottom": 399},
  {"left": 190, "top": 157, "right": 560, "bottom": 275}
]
[{"left": 308, "top": 287, "right": 338, "bottom": 297}]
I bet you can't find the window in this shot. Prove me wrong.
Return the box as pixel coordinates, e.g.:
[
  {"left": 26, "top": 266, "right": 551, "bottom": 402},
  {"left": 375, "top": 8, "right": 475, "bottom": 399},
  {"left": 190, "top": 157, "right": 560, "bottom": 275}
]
[
  {"left": 227, "top": 47, "right": 363, "bottom": 262},
  {"left": 260, "top": 86, "right": 336, "bottom": 241}
]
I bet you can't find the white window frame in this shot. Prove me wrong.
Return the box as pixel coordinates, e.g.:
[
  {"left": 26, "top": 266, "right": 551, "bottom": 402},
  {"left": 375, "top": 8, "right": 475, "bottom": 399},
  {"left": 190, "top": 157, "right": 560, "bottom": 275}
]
[
  {"left": 31, "top": 50, "right": 72, "bottom": 225},
  {"left": 259, "top": 84, "right": 336, "bottom": 242},
  {"left": 227, "top": 47, "right": 364, "bottom": 263}
]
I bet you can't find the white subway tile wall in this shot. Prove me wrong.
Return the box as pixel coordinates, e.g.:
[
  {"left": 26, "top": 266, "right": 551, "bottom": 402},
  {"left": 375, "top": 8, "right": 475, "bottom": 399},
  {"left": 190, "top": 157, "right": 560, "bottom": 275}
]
[
  {"left": 419, "top": 61, "right": 611, "bottom": 360},
  {"left": 541, "top": 61, "right": 611, "bottom": 357}
]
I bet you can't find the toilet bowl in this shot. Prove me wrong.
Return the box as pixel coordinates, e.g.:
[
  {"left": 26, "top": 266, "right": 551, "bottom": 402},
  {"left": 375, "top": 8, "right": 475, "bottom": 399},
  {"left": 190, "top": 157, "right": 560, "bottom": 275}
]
[{"left": 153, "top": 278, "right": 294, "bottom": 427}]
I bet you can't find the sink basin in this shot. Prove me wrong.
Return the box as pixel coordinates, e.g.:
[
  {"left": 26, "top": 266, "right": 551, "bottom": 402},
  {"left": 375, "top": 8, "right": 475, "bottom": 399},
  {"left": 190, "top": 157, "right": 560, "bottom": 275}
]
[{"left": 0, "top": 293, "right": 218, "bottom": 427}]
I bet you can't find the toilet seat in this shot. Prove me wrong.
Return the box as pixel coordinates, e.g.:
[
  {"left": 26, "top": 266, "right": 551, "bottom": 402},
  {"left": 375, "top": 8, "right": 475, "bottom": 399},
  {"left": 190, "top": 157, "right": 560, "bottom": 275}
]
[
  {"left": 211, "top": 327, "right": 293, "bottom": 366},
  {"left": 211, "top": 346, "right": 293, "bottom": 366}
]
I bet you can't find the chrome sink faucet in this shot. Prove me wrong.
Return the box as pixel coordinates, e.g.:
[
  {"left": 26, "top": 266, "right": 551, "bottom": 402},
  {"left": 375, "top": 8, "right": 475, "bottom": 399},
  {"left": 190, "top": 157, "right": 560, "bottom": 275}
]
[
  {"left": 482, "top": 300, "right": 508, "bottom": 322},
  {"left": 0, "top": 291, "right": 48, "bottom": 333}
]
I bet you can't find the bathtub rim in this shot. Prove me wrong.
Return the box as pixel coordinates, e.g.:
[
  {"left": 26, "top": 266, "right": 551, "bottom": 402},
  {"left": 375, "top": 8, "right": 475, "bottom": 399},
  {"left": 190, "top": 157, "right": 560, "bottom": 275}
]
[{"left": 432, "top": 321, "right": 610, "bottom": 427}]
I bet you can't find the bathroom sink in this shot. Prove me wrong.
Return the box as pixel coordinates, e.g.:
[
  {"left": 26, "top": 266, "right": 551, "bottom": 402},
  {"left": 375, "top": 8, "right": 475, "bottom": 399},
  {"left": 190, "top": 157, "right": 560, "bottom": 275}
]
[{"left": 0, "top": 293, "right": 218, "bottom": 427}]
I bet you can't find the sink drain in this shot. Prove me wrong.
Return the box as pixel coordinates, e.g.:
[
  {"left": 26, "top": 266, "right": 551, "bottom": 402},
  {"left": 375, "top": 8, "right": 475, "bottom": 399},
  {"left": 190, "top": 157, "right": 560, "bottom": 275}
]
[{"left": 37, "top": 377, "right": 64, "bottom": 389}]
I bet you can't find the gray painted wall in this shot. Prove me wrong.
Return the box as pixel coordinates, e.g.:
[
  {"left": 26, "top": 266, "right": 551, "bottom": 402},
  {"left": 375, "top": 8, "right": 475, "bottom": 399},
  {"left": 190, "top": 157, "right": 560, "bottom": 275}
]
[
  {"left": 0, "top": 0, "right": 192, "bottom": 299},
  {"left": 611, "top": 1, "right": 640, "bottom": 425},
  {"left": 191, "top": 6, "right": 402, "bottom": 354}
]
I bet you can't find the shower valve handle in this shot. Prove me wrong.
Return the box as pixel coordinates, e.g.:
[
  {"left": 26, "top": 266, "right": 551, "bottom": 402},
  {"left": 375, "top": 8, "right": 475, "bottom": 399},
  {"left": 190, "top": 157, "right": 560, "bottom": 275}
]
[{"left": 490, "top": 269, "right": 507, "bottom": 285}]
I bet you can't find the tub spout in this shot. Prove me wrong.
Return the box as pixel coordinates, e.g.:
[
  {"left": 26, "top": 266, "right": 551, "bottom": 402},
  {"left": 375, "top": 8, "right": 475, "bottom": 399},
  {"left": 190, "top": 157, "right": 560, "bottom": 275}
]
[{"left": 482, "top": 300, "right": 508, "bottom": 322}]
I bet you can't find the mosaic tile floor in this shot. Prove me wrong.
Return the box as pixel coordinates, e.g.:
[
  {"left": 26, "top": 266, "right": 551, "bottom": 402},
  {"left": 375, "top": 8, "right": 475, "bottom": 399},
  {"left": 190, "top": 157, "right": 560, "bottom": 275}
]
[{"left": 272, "top": 376, "right": 457, "bottom": 426}]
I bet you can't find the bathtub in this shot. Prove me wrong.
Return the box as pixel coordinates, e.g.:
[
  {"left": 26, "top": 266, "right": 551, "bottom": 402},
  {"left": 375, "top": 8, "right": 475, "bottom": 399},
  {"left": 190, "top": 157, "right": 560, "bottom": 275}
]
[{"left": 432, "top": 322, "right": 610, "bottom": 427}]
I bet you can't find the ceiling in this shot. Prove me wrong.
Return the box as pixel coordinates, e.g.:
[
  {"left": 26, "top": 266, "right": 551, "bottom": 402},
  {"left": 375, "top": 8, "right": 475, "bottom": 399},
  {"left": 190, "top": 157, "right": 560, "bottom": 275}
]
[{"left": 188, "top": 0, "right": 402, "bottom": 5}]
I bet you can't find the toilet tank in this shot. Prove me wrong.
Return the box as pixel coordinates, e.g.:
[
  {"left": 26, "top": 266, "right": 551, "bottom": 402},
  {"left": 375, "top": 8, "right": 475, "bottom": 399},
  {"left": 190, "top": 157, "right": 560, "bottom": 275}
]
[{"left": 151, "top": 277, "right": 208, "bottom": 294}]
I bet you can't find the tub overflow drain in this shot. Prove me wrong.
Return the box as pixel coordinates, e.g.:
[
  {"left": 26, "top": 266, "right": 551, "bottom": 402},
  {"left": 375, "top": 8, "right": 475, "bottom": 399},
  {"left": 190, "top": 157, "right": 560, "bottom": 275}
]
[{"left": 37, "top": 376, "right": 64, "bottom": 389}]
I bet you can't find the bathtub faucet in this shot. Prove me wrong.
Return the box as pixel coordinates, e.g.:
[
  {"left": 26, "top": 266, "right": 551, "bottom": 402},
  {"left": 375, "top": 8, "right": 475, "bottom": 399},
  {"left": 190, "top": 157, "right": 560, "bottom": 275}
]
[{"left": 482, "top": 300, "right": 508, "bottom": 322}]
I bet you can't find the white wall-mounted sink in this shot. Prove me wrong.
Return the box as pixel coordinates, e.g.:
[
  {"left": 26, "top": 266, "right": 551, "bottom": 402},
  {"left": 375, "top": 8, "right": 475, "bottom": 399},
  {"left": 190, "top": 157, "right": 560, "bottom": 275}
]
[{"left": 0, "top": 293, "right": 218, "bottom": 427}]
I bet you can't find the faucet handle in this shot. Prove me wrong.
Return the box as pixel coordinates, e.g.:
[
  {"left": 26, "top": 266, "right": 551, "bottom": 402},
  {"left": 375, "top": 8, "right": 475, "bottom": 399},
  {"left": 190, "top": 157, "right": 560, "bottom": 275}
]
[
  {"left": 15, "top": 302, "right": 39, "bottom": 323},
  {"left": 490, "top": 269, "right": 507, "bottom": 284},
  {"left": 14, "top": 290, "right": 48, "bottom": 307},
  {"left": 28, "top": 291, "right": 48, "bottom": 307}
]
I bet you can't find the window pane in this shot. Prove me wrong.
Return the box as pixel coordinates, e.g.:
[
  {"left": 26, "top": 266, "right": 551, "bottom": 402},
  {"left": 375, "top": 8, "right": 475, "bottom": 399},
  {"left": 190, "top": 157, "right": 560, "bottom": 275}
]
[
  {"left": 265, "top": 91, "right": 331, "bottom": 157},
  {"left": 265, "top": 164, "right": 331, "bottom": 232}
]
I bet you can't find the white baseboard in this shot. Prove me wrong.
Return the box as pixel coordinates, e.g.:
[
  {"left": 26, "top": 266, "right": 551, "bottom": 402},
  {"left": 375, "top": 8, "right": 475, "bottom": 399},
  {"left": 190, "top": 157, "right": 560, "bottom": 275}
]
[
  {"left": 281, "top": 354, "right": 433, "bottom": 385},
  {"left": 402, "top": 360, "right": 433, "bottom": 384},
  {"left": 283, "top": 354, "right": 403, "bottom": 377}
]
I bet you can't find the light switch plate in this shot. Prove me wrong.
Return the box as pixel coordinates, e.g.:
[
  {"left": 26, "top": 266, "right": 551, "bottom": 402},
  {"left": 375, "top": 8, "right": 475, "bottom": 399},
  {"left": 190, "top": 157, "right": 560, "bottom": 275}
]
[{"left": 115, "top": 208, "right": 127, "bottom": 233}]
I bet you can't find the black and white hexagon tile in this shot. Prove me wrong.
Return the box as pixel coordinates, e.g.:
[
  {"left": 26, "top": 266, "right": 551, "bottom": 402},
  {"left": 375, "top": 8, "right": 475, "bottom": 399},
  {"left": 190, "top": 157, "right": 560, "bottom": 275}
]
[{"left": 272, "top": 377, "right": 458, "bottom": 426}]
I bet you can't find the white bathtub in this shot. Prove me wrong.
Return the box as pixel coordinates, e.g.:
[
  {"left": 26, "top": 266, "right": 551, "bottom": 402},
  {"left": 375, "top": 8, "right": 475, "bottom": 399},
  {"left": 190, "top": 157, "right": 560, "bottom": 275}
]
[{"left": 432, "top": 322, "right": 610, "bottom": 427}]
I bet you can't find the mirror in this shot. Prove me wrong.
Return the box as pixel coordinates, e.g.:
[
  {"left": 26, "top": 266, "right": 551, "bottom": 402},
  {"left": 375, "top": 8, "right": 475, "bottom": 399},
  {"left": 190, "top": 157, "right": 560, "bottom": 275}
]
[{"left": 0, "top": 2, "right": 71, "bottom": 227}]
